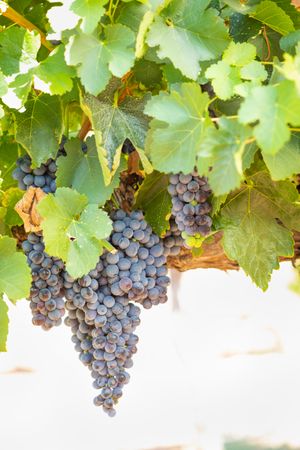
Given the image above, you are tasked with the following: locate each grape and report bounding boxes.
[23,233,65,330]
[168,171,212,248]
[12,140,66,193]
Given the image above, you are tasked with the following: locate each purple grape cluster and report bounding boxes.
[108,209,170,309]
[162,218,184,257]
[168,171,212,248]
[22,233,65,330]
[64,262,141,417]
[13,155,58,193]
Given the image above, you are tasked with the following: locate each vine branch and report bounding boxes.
[0,1,53,51]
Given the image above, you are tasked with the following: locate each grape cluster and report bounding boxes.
[107,209,170,309]
[13,155,59,193]
[64,261,141,417]
[22,233,65,330]
[162,218,184,257]
[168,171,212,248]
[12,138,66,193]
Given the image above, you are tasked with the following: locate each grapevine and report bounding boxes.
[0,0,299,417]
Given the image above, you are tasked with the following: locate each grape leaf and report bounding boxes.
[238,81,300,154]
[198,118,252,196]
[0,27,40,76]
[0,235,31,301]
[0,141,18,190]
[82,79,152,185]
[0,294,8,352]
[220,169,300,290]
[250,0,295,36]
[230,13,262,43]
[144,82,211,173]
[133,59,163,88]
[205,42,267,100]
[70,0,108,34]
[134,171,172,236]
[146,0,229,79]
[34,45,75,95]
[279,43,300,94]
[14,94,63,166]
[56,136,126,204]
[263,133,300,180]
[65,24,135,95]
[1,188,24,227]
[37,187,113,278]
[280,30,300,54]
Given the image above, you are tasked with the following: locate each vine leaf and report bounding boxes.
[220,169,300,290]
[34,45,75,95]
[263,133,300,180]
[0,295,9,352]
[82,80,152,185]
[56,137,126,205]
[198,118,252,196]
[47,0,108,36]
[0,27,40,76]
[37,187,112,278]
[0,141,18,190]
[146,0,229,79]
[145,82,211,174]
[238,80,300,154]
[279,42,300,94]
[65,24,135,95]
[70,0,109,34]
[14,94,63,167]
[134,171,172,236]
[0,235,31,301]
[1,188,24,227]
[205,42,267,100]
[250,0,295,36]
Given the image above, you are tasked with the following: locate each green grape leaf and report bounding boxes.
[1,188,24,227]
[238,81,300,155]
[205,61,240,100]
[65,24,135,95]
[0,141,18,190]
[263,133,300,180]
[70,0,108,34]
[117,2,148,33]
[250,0,295,36]
[15,94,63,166]
[0,70,7,96]
[229,13,262,43]
[34,45,75,95]
[145,82,211,173]
[198,118,252,196]
[0,294,9,352]
[134,171,172,236]
[280,30,300,54]
[146,0,229,79]
[37,187,113,278]
[220,170,300,290]
[279,43,300,94]
[205,42,267,100]
[133,59,163,88]
[0,27,40,76]
[223,41,257,66]
[82,79,152,185]
[0,235,31,301]
[56,136,126,205]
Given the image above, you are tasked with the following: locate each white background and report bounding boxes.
[1,263,300,450]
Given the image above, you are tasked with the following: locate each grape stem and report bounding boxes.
[0,1,54,51]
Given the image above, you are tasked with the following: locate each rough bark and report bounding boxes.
[167,231,300,272]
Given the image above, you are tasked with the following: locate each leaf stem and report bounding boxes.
[0,1,53,51]
[78,116,91,140]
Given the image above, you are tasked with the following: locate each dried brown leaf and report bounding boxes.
[14,187,46,232]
